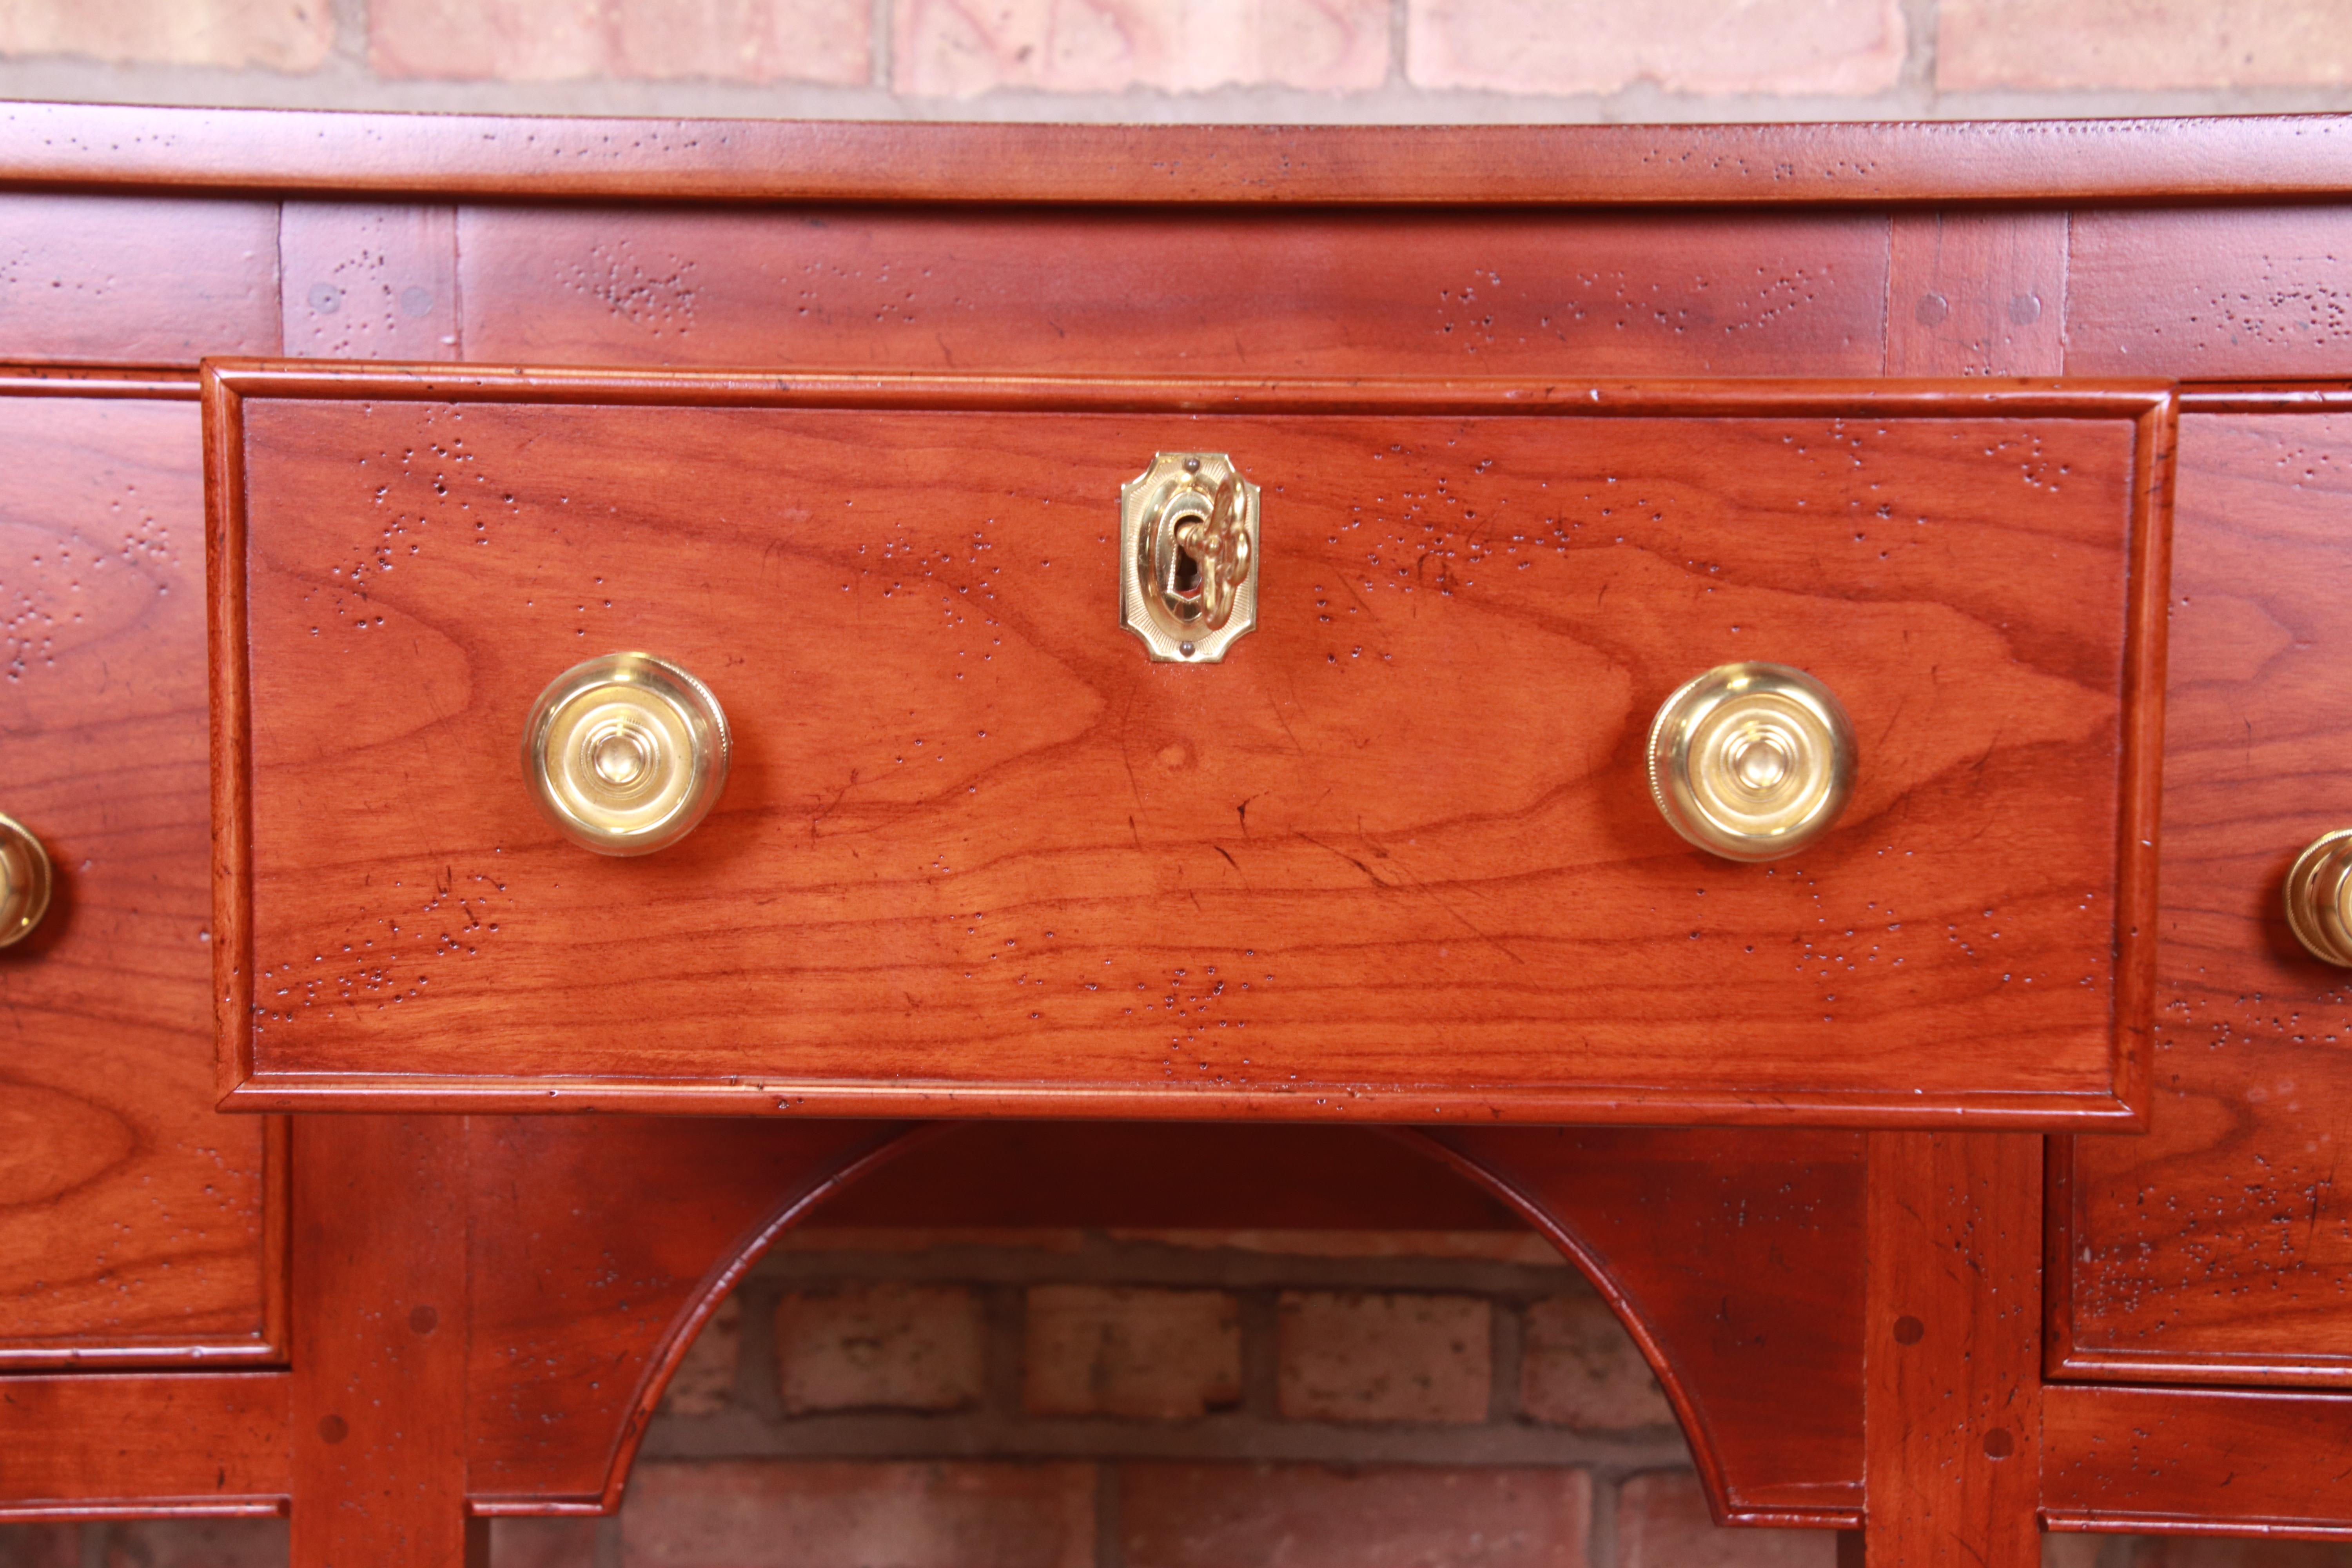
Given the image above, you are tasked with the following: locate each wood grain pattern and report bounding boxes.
[2044,1383,2352,1535]
[0,1371,289,1518]
[289,1116,477,1566]
[0,392,281,1365]
[1886,212,2068,377]
[1862,1133,2040,1565]
[2055,402,2352,1385]
[0,195,278,365]
[279,203,460,363]
[1429,1126,1864,1528]
[2067,208,2352,380]
[456,206,1889,377]
[212,368,2168,1124]
[3,103,2352,205]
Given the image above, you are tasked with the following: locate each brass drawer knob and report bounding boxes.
[1120,452,1260,662]
[1647,662,1856,863]
[2286,829,2352,965]
[0,813,52,947]
[523,652,730,856]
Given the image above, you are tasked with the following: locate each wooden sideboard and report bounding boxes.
[6,103,2352,1564]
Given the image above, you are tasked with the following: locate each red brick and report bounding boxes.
[1024,1284,1241,1418]
[370,0,869,85]
[96,1519,289,1568]
[0,0,330,69]
[620,1460,1093,1568]
[1122,1462,1589,1568]
[1938,0,2352,91]
[1615,1472,1835,1568]
[775,1281,986,1414]
[1278,1291,1491,1424]
[1520,1293,1675,1431]
[1406,0,1903,95]
[659,1292,740,1417]
[491,1516,603,1568]
[0,1525,79,1568]
[893,0,1388,98]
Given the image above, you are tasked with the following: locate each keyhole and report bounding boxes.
[1172,547,1201,596]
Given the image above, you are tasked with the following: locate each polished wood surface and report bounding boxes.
[214,368,2167,1124]
[4,108,2352,1563]
[2054,397,2352,1386]
[0,388,280,1366]
[2,103,2351,205]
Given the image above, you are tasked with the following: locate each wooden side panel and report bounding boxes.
[0,196,278,364]
[465,1118,893,1506]
[289,1117,476,1566]
[227,389,2154,1122]
[0,1372,289,1517]
[0,395,278,1364]
[2044,1384,2352,1535]
[279,204,460,361]
[1861,1134,2040,1566]
[1885,212,2067,377]
[457,208,1890,377]
[1428,1126,1866,1527]
[2057,409,2352,1384]
[2067,208,2352,379]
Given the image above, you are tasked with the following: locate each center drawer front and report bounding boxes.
[209,370,2169,1124]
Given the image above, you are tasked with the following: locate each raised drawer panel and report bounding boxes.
[0,391,278,1364]
[209,370,2166,1125]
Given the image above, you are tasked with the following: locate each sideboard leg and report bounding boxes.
[1859,1132,2043,1565]
[289,1116,482,1568]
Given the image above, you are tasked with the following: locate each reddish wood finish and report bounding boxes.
[0,388,281,1367]
[279,203,461,362]
[2053,398,2352,1387]
[0,195,277,363]
[3,103,2352,205]
[456,206,1889,377]
[1429,1126,1865,1527]
[0,1371,289,1519]
[2044,1383,2352,1535]
[2067,209,2352,381]
[1862,1134,2042,1563]
[288,1117,477,1566]
[1885,212,2069,377]
[212,367,2168,1126]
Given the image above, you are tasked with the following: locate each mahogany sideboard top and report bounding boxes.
[7,105,2352,1564]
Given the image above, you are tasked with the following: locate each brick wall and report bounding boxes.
[4,0,2352,120]
[8,1224,2352,1564]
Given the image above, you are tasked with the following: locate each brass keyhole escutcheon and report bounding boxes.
[523,652,730,856]
[1648,662,1857,863]
[1120,452,1260,662]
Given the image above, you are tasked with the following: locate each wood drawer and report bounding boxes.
[206,364,2171,1125]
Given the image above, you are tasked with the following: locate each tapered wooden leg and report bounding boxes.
[1860,1133,2042,1565]
[290,1116,482,1568]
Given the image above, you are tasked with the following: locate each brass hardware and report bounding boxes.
[2285,829,2352,966]
[1647,662,1856,863]
[523,652,730,856]
[0,814,51,947]
[1120,452,1259,662]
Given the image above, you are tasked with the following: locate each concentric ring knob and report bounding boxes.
[0,813,51,946]
[523,652,729,856]
[2285,829,2352,966]
[1647,662,1856,863]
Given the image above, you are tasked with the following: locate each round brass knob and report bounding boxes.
[0,813,53,947]
[523,652,729,857]
[2285,829,2352,965]
[1647,662,1856,863]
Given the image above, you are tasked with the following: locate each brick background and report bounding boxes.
[7,0,2352,118]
